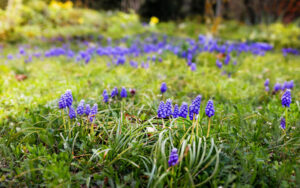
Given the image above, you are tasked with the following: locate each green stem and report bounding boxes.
[196,114,199,137]
[206,118,211,137]
[81,118,84,136]
[170,167,174,188]
[285,108,288,130]
[191,114,196,142]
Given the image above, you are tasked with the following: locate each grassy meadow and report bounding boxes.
[0,3,299,187]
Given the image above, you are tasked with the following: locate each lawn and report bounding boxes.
[0,6,299,188]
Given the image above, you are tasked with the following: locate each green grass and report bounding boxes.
[0,21,300,187]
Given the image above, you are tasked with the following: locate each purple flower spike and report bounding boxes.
[282,81,288,91]
[58,94,67,109]
[179,102,188,118]
[160,82,167,94]
[64,90,73,107]
[264,79,269,87]
[76,100,85,116]
[273,83,281,92]
[173,104,179,118]
[165,99,173,117]
[69,106,76,119]
[281,89,292,107]
[103,89,109,103]
[190,63,196,71]
[89,104,98,122]
[85,104,91,116]
[205,100,215,118]
[192,95,202,115]
[120,87,127,98]
[216,59,223,69]
[189,104,196,120]
[265,86,269,92]
[111,87,118,98]
[287,80,294,89]
[168,148,179,167]
[157,101,166,118]
[224,54,230,65]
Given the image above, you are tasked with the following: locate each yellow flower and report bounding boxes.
[50,0,61,9]
[149,16,159,26]
[50,0,73,10]
[62,1,73,9]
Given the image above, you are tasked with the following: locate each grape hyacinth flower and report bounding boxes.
[281,89,291,107]
[282,81,288,91]
[173,104,179,118]
[287,80,294,89]
[179,102,188,118]
[190,63,196,71]
[69,106,76,119]
[205,100,215,137]
[19,47,25,55]
[120,87,127,98]
[165,99,173,117]
[89,104,98,122]
[264,79,269,92]
[160,82,167,94]
[264,79,269,87]
[273,83,281,93]
[205,100,215,118]
[216,59,222,69]
[265,86,269,92]
[280,117,286,130]
[111,87,118,98]
[168,148,179,167]
[224,54,230,65]
[85,104,91,116]
[189,104,195,120]
[64,90,73,107]
[76,100,85,116]
[103,89,109,103]
[192,95,202,114]
[157,101,166,118]
[58,94,67,109]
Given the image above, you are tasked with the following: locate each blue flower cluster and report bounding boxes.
[179,102,188,118]
[58,90,98,121]
[103,87,134,102]
[157,101,166,118]
[264,79,270,92]
[263,79,294,93]
[58,90,75,119]
[102,90,109,103]
[216,59,223,69]
[281,89,292,107]
[3,34,281,73]
[205,100,215,118]
[160,82,167,94]
[168,148,179,167]
[76,100,85,115]
[89,104,98,122]
[189,95,202,120]
[282,48,299,57]
[157,95,205,120]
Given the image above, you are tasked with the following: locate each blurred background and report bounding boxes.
[1,0,299,23]
[0,0,299,47]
